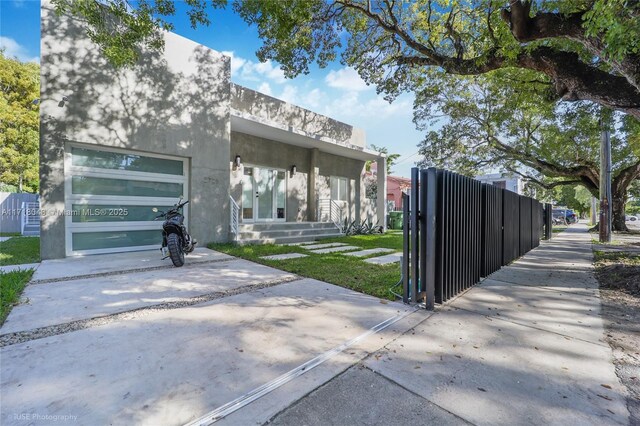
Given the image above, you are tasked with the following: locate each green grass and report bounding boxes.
[317,233,403,250]
[0,237,40,266]
[0,232,21,237]
[553,225,568,233]
[594,250,640,265]
[209,233,403,300]
[0,269,34,325]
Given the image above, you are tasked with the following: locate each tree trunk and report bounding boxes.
[612,187,629,232]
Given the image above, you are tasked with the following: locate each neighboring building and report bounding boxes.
[39,0,386,259]
[387,176,412,211]
[475,173,524,194]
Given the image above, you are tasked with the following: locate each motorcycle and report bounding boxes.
[153,197,196,267]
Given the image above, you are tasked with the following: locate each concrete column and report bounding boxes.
[376,156,387,231]
[308,148,320,221]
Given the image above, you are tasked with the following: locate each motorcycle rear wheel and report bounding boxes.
[167,233,185,267]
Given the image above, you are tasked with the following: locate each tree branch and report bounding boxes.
[508,169,582,190]
[612,159,640,195]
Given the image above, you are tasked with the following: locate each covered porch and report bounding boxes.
[227,84,387,243]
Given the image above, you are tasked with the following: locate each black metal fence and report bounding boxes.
[402,168,550,309]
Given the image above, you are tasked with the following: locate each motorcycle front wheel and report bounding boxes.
[167,233,185,267]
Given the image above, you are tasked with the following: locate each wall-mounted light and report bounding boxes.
[234,155,242,170]
[290,165,297,177]
[58,95,70,108]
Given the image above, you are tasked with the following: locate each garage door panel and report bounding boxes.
[72,230,162,251]
[71,204,175,223]
[71,146,184,175]
[65,143,189,256]
[71,176,184,198]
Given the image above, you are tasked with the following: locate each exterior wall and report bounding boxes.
[230,132,310,222]
[231,85,366,148]
[229,132,370,223]
[387,176,412,210]
[40,0,230,259]
[317,152,367,223]
[475,173,523,194]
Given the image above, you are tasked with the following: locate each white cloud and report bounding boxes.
[222,51,287,84]
[0,36,39,63]
[325,67,369,91]
[221,51,246,77]
[240,58,286,84]
[257,82,272,96]
[303,88,323,109]
[278,85,298,104]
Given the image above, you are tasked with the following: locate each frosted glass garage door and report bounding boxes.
[65,144,188,256]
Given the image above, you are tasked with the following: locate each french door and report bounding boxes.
[241,166,286,222]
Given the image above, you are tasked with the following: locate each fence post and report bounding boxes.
[423,168,437,309]
[544,203,553,240]
[402,192,410,304]
[410,167,419,303]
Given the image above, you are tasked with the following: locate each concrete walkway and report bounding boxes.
[270,224,630,425]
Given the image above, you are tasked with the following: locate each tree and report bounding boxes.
[0,52,40,193]
[366,144,400,175]
[415,72,640,231]
[552,185,591,217]
[53,0,640,118]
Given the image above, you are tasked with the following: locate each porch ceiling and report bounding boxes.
[230,111,382,161]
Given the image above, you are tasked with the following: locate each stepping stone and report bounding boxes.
[303,242,347,250]
[365,252,403,265]
[309,245,360,254]
[281,242,318,246]
[343,248,395,257]
[260,253,309,261]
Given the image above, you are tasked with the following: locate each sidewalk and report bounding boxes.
[268,224,630,425]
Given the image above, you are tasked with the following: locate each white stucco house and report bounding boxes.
[39,0,386,259]
[475,173,524,195]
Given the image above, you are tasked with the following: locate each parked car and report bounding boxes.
[552,208,577,224]
[626,215,639,222]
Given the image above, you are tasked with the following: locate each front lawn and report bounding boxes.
[319,232,403,251]
[0,269,34,325]
[0,237,40,266]
[209,233,403,300]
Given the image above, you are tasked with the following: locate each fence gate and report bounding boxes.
[402,167,551,309]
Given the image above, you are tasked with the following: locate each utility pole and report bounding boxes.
[599,116,612,243]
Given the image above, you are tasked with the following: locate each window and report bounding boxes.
[330,176,348,202]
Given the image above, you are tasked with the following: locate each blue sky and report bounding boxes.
[0,0,425,177]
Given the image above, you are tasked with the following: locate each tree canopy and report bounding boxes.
[414,70,639,230]
[53,0,640,118]
[0,52,40,193]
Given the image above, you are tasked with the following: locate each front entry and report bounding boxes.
[242,166,286,222]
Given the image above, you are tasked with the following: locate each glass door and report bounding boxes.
[256,168,274,220]
[242,166,286,222]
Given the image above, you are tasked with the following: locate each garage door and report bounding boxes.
[64,143,189,256]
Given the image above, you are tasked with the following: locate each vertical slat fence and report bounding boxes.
[402,167,551,308]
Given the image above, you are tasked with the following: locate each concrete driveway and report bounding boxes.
[0,248,424,425]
